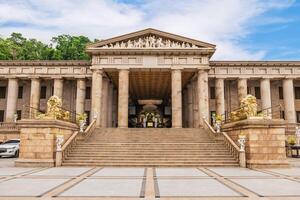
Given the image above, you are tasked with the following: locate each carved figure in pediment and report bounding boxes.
[145,36,150,48]
[157,37,164,47]
[149,35,156,47]
[186,43,191,48]
[192,44,197,48]
[114,42,120,48]
[181,42,186,48]
[127,40,134,48]
[120,41,126,48]
[166,40,171,48]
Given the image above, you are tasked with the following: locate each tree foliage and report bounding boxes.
[0,33,92,60]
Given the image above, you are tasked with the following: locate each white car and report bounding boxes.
[0,139,20,158]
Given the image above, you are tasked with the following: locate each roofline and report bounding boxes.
[87,28,216,49]
[210,60,300,66]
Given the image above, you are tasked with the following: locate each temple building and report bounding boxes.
[0,28,298,128]
[1,28,295,167]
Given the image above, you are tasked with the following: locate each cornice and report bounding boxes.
[210,61,300,66]
[0,60,91,66]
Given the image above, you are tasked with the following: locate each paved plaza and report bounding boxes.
[0,166,300,199]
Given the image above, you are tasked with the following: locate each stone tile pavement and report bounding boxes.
[0,166,300,199]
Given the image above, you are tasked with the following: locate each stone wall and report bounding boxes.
[15,119,78,167]
[222,119,289,168]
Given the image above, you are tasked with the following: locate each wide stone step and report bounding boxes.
[62,162,239,167]
[66,155,234,160]
[76,142,222,146]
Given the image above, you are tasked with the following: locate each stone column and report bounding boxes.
[75,79,86,115]
[53,78,63,99]
[260,78,272,117]
[192,79,199,128]
[237,78,247,104]
[107,82,113,127]
[101,78,109,127]
[283,78,296,123]
[187,83,194,127]
[215,78,225,116]
[91,69,103,126]
[112,88,118,127]
[6,78,19,122]
[171,69,182,128]
[30,78,41,117]
[118,69,129,128]
[198,70,209,126]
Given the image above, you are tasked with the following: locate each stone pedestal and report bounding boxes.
[15,119,78,167]
[222,119,289,168]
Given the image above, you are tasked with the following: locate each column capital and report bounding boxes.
[51,76,63,80]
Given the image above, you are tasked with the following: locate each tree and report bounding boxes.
[0,33,93,60]
[51,35,91,60]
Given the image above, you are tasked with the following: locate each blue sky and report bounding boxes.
[0,0,299,60]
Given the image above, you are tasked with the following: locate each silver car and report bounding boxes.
[0,139,20,158]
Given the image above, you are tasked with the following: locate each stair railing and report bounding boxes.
[202,117,246,167]
[55,119,97,167]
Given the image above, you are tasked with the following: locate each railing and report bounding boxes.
[55,118,96,167]
[21,105,79,124]
[220,104,283,124]
[0,122,19,132]
[285,123,300,137]
[203,117,246,167]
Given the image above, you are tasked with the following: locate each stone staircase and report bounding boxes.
[62,128,239,167]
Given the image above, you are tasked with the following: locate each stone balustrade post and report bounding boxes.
[118,69,129,128]
[6,78,19,122]
[171,69,182,128]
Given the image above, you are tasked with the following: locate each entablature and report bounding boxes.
[0,61,92,79]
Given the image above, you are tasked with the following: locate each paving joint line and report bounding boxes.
[0,167,49,183]
[254,168,300,183]
[41,167,101,198]
[200,168,260,199]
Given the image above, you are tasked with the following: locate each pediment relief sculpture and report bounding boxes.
[99,35,200,49]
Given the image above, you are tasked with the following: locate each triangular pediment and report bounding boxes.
[87,28,216,50]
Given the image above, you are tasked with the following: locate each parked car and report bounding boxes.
[0,139,20,158]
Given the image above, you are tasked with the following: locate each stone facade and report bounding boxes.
[0,29,299,130]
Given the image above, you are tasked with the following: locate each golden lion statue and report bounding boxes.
[230,95,258,121]
[36,95,70,120]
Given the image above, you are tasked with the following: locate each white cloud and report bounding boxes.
[0,0,295,60]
